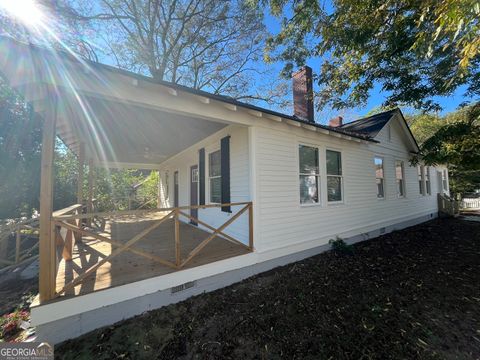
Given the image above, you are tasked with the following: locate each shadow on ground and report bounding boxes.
[56,217,480,359]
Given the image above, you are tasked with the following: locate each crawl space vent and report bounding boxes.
[171,281,196,294]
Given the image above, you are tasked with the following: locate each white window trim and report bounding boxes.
[207,148,221,204]
[395,160,406,198]
[374,155,386,200]
[425,166,431,195]
[164,170,170,200]
[298,143,322,206]
[418,165,426,196]
[326,148,344,204]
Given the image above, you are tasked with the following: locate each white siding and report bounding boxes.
[158,125,250,244]
[252,117,446,252]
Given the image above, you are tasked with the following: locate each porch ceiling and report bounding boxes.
[57,94,227,168]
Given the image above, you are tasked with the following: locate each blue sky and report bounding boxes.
[262,8,471,123]
[79,1,470,125]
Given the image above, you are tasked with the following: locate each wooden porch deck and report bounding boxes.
[55,213,250,298]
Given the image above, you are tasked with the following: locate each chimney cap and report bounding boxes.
[329,116,343,127]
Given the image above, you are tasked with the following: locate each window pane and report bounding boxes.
[299,145,319,174]
[326,150,342,175]
[397,179,404,197]
[418,166,423,194]
[209,150,221,177]
[376,178,384,198]
[375,159,384,178]
[300,175,318,203]
[395,161,403,180]
[210,177,221,203]
[327,176,342,202]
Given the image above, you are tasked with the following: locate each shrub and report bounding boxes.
[329,237,354,255]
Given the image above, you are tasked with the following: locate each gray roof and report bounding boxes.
[339,109,398,138]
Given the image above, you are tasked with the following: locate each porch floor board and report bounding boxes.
[55,213,249,298]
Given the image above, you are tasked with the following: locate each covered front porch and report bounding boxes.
[53,204,252,298]
[0,37,256,305]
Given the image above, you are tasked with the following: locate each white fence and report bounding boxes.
[461,198,480,210]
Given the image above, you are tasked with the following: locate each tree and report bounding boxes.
[263,0,480,111]
[0,79,42,218]
[60,0,285,104]
[411,102,480,196]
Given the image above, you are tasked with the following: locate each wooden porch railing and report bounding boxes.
[48,201,253,300]
[437,193,460,217]
[0,217,40,267]
[52,204,84,263]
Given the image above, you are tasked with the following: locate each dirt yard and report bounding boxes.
[56,217,480,359]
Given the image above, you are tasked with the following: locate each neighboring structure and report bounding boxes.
[0,38,449,344]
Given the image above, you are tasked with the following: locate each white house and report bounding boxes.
[0,38,449,344]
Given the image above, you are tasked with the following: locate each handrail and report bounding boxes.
[52,203,83,217]
[49,201,254,301]
[437,193,460,217]
[52,201,252,221]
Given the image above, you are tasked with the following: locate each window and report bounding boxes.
[375,157,384,198]
[191,168,199,183]
[208,150,221,203]
[164,171,169,199]
[442,169,448,191]
[425,167,431,195]
[326,150,342,202]
[418,165,425,195]
[299,145,319,204]
[395,161,405,197]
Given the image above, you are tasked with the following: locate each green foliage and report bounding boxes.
[264,0,480,111]
[406,113,447,145]
[0,79,42,218]
[329,236,353,255]
[410,102,480,196]
[0,81,157,218]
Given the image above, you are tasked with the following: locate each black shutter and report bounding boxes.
[221,136,231,212]
[199,148,205,205]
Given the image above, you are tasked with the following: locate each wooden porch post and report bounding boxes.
[39,98,57,303]
[77,143,85,205]
[87,158,94,227]
[75,143,85,240]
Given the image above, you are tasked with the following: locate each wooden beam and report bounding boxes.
[286,120,301,127]
[177,210,250,250]
[39,96,57,303]
[197,96,210,104]
[54,220,177,269]
[174,209,180,267]
[224,103,237,111]
[15,229,21,263]
[87,158,94,226]
[77,143,85,204]
[53,201,252,221]
[248,110,263,118]
[57,211,175,295]
[166,88,178,96]
[265,114,282,122]
[181,204,250,268]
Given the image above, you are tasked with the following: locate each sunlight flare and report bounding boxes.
[0,0,45,27]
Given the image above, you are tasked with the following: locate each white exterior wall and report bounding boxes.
[251,116,447,253]
[158,125,250,244]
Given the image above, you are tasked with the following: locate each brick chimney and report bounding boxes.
[329,116,343,127]
[292,66,314,123]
